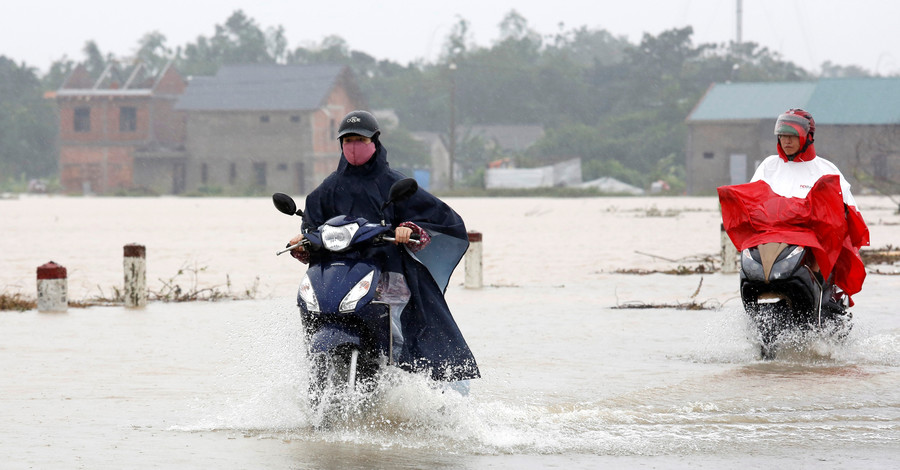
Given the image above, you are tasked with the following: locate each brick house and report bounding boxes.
[685,78,900,195]
[174,64,366,195]
[52,62,186,194]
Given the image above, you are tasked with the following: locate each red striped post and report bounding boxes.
[465,231,483,289]
[124,244,147,308]
[721,223,739,273]
[36,261,67,312]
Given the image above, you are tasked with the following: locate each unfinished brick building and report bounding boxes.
[51,62,187,194]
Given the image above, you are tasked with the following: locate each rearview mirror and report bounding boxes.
[388,178,418,205]
[272,192,302,216]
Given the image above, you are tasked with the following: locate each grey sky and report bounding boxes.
[3,0,899,75]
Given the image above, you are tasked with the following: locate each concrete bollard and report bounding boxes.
[721,224,740,274]
[37,261,67,312]
[123,244,147,308]
[465,231,483,289]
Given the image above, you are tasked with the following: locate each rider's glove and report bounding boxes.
[290,246,310,264]
[398,221,431,253]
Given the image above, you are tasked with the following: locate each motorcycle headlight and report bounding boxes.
[321,223,360,251]
[741,248,765,280]
[340,270,375,312]
[298,274,319,312]
[783,245,804,261]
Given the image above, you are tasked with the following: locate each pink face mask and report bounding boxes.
[344,141,376,166]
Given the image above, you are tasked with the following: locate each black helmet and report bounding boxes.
[337,110,380,140]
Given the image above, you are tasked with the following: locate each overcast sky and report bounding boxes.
[3,0,900,76]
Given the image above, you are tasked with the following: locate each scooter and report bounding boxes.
[273,178,419,407]
[739,242,851,359]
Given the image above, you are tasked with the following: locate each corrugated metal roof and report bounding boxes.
[175,64,345,111]
[687,78,900,124]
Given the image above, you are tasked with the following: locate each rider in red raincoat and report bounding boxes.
[719,109,869,303]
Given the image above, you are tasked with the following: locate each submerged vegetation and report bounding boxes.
[0,263,260,311]
[612,277,721,310]
[0,292,36,312]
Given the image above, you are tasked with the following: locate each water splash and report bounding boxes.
[170,301,900,456]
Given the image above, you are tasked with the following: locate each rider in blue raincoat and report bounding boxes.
[288,110,479,383]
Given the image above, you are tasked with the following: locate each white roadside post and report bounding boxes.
[721,223,740,274]
[465,231,483,289]
[37,261,67,312]
[124,244,147,308]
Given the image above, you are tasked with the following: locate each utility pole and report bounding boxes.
[448,62,457,190]
[736,0,743,44]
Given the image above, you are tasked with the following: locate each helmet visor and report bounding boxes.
[338,127,377,140]
[774,113,810,138]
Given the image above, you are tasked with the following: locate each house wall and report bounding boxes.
[59,145,133,193]
[133,153,187,195]
[149,98,186,146]
[814,125,900,187]
[149,67,188,146]
[182,79,364,195]
[686,120,770,195]
[183,110,315,194]
[58,96,151,143]
[309,83,361,186]
[58,96,150,193]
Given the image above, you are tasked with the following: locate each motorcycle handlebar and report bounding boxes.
[275,233,419,256]
[380,234,421,245]
[276,239,310,256]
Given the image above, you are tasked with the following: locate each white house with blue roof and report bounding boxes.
[685,78,900,195]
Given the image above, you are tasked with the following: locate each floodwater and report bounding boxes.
[1,194,899,469]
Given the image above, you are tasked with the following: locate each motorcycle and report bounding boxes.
[719,176,867,360]
[739,242,851,360]
[273,178,420,407]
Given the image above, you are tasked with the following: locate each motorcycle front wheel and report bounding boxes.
[754,301,790,360]
[308,345,378,409]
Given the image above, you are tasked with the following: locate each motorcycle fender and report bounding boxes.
[309,325,361,354]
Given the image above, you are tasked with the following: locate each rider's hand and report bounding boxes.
[394,226,412,244]
[288,233,305,251]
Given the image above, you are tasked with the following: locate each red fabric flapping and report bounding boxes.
[718,175,868,295]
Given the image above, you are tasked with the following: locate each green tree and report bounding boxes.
[0,57,57,180]
[135,31,174,75]
[819,60,871,78]
[380,127,430,170]
[82,40,109,77]
[42,57,75,90]
[177,10,278,76]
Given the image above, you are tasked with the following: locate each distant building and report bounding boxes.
[174,64,365,195]
[51,62,187,194]
[686,78,900,195]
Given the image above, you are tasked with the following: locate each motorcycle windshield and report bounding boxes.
[406,232,469,293]
[718,175,867,295]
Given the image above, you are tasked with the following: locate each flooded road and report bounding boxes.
[1,195,899,468]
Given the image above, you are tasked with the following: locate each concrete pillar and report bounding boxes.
[124,244,147,308]
[721,224,740,273]
[465,231,483,289]
[37,261,67,312]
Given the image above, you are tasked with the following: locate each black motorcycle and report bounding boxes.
[739,242,851,359]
